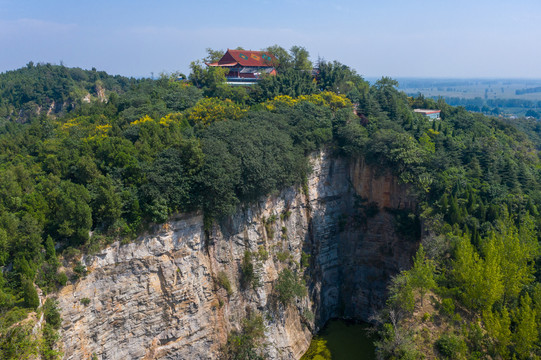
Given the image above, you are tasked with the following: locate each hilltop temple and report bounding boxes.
[206,49,277,85]
[413,109,441,120]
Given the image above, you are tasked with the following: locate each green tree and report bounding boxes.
[254,68,317,102]
[482,215,539,303]
[452,235,504,310]
[408,245,436,307]
[22,277,39,309]
[47,180,92,246]
[274,269,307,306]
[0,272,16,311]
[188,60,228,93]
[0,228,8,266]
[264,44,292,70]
[89,175,122,229]
[15,213,43,262]
[161,80,202,112]
[141,141,204,218]
[290,46,312,71]
[387,272,415,314]
[203,48,224,63]
[335,114,369,156]
[372,77,401,119]
[196,139,241,217]
[0,324,39,359]
[448,196,460,224]
[316,59,369,99]
[367,129,426,183]
[43,298,62,329]
[483,307,512,358]
[13,255,35,282]
[512,294,538,359]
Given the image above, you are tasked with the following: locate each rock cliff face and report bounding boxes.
[57,150,418,360]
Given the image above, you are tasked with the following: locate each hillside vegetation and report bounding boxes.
[0,47,541,359]
[0,62,140,122]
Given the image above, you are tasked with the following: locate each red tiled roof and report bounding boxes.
[212,49,276,67]
[414,109,441,115]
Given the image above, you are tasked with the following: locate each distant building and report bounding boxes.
[206,49,277,86]
[414,109,441,120]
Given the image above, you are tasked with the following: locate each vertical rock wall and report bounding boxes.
[57,150,417,359]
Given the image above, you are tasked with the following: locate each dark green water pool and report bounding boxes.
[301,319,376,360]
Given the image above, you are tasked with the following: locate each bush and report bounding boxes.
[256,246,268,261]
[36,262,59,293]
[264,220,275,240]
[435,333,467,359]
[241,251,259,289]
[41,323,61,360]
[62,247,81,263]
[0,324,39,359]
[440,298,455,316]
[217,271,233,296]
[276,251,291,263]
[72,262,87,280]
[56,272,68,287]
[0,307,29,330]
[80,297,91,306]
[221,312,266,360]
[22,277,39,309]
[302,308,315,322]
[43,298,61,329]
[301,251,311,268]
[275,269,307,306]
[280,210,291,220]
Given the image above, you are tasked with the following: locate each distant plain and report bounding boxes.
[395,78,541,101]
[364,78,541,118]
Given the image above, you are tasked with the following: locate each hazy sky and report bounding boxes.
[1,0,540,78]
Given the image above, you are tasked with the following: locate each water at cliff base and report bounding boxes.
[301,319,376,360]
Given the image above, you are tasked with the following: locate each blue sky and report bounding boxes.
[1,0,540,78]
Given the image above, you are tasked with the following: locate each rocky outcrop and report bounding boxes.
[57,150,418,360]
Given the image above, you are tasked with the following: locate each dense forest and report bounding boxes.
[1,47,541,359]
[0,62,141,123]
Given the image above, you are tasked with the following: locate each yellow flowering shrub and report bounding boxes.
[297,94,326,106]
[185,98,247,126]
[86,124,112,141]
[59,115,113,141]
[129,113,185,128]
[319,91,352,110]
[264,91,352,111]
[159,113,184,126]
[130,115,153,126]
[60,118,80,131]
[264,95,297,110]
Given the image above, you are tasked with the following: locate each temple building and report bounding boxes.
[414,109,441,120]
[206,49,277,86]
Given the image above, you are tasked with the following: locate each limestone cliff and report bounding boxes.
[57,149,418,360]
